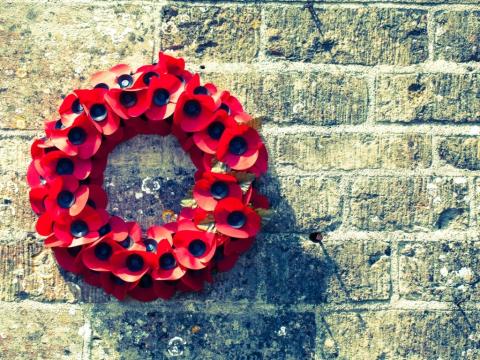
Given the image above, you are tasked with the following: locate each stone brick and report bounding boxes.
[90,306,316,359]
[318,310,480,359]
[201,70,368,125]
[159,4,260,63]
[439,136,480,170]
[375,73,480,123]
[273,132,432,171]
[347,176,469,231]
[0,2,155,130]
[0,238,110,302]
[261,233,391,304]
[0,133,37,242]
[263,6,428,65]
[0,302,85,359]
[399,238,480,302]
[258,175,343,233]
[434,10,480,63]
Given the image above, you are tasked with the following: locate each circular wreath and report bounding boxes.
[27,52,269,301]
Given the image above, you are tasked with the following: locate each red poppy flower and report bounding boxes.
[38,151,91,181]
[81,237,124,272]
[193,172,243,211]
[105,86,150,120]
[217,125,262,170]
[174,92,216,132]
[192,112,237,154]
[245,144,268,176]
[96,215,129,243]
[173,221,216,270]
[44,176,89,220]
[90,64,133,90]
[149,231,186,280]
[154,280,177,300]
[212,245,240,272]
[100,271,138,300]
[144,75,183,121]
[214,198,261,239]
[82,269,104,288]
[75,88,121,135]
[172,123,194,151]
[216,90,252,124]
[51,207,108,247]
[113,221,144,251]
[111,249,157,282]
[127,273,158,302]
[185,74,218,98]
[223,236,255,256]
[48,114,101,159]
[27,162,45,189]
[158,52,193,83]
[58,93,86,127]
[29,185,48,215]
[52,244,86,274]
[178,267,213,292]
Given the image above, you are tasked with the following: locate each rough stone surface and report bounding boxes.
[434,10,480,63]
[0,302,85,359]
[261,233,391,304]
[375,73,480,123]
[399,237,480,302]
[439,136,480,170]
[264,6,428,65]
[90,306,316,359]
[318,310,480,359]
[347,176,469,231]
[159,4,260,63]
[0,2,154,130]
[202,70,369,125]
[273,132,432,171]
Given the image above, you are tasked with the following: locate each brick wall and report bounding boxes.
[0,1,479,359]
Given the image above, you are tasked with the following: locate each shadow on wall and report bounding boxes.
[47,133,368,359]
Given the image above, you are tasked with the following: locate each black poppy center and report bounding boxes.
[142,71,158,85]
[229,136,247,155]
[219,103,230,114]
[70,220,89,238]
[159,253,176,270]
[126,254,144,272]
[57,190,75,209]
[119,236,133,249]
[110,274,125,286]
[55,120,64,129]
[118,74,133,88]
[71,98,83,114]
[143,239,157,253]
[119,91,137,108]
[67,245,82,257]
[94,83,109,90]
[193,86,209,95]
[94,243,112,261]
[68,127,87,145]
[210,181,229,200]
[139,274,153,288]
[183,99,201,117]
[188,239,206,257]
[227,211,246,229]
[153,89,170,106]
[56,158,74,175]
[207,121,225,140]
[98,223,112,237]
[90,104,107,122]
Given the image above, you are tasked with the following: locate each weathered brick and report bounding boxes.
[0,134,37,242]
[261,233,391,304]
[90,306,316,359]
[202,70,368,125]
[439,136,480,170]
[434,10,480,63]
[375,73,480,123]
[0,302,85,359]
[318,310,480,359]
[347,176,469,231]
[0,2,155,130]
[0,238,110,302]
[159,4,260,63]
[399,238,480,302]
[258,175,343,233]
[273,132,432,171]
[263,6,428,65]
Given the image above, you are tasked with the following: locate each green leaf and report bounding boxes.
[211,160,229,173]
[197,213,216,233]
[256,208,274,226]
[180,198,197,208]
[234,172,256,193]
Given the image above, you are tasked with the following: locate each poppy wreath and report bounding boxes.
[27,52,270,302]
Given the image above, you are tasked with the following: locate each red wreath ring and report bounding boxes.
[27,53,269,302]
